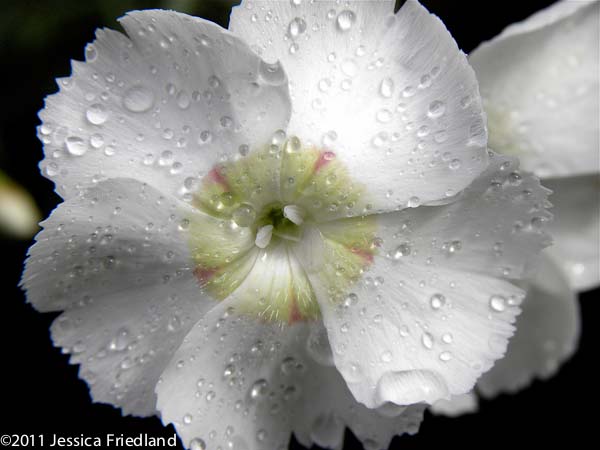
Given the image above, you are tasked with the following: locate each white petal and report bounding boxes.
[478,252,580,397]
[300,152,551,407]
[231,0,488,213]
[430,392,478,418]
[374,152,552,281]
[21,178,214,416]
[544,174,600,291]
[38,10,290,199]
[156,299,424,450]
[470,0,599,178]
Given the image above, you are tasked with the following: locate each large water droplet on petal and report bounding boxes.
[249,379,268,400]
[288,17,307,38]
[232,204,256,227]
[336,10,356,32]
[86,103,108,125]
[65,136,87,156]
[109,327,130,351]
[489,295,507,312]
[393,243,411,259]
[430,293,446,310]
[122,85,155,113]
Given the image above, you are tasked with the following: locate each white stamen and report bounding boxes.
[255,224,274,248]
[283,204,305,225]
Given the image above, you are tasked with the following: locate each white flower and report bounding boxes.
[23,1,551,448]
[433,0,599,416]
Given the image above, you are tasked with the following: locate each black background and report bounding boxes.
[1,0,596,449]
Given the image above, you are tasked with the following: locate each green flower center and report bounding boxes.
[186,135,377,323]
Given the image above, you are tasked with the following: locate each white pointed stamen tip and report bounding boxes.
[255,224,274,249]
[283,204,305,225]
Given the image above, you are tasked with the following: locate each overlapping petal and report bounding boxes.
[231,0,488,214]
[478,253,580,397]
[21,178,218,415]
[430,392,478,418]
[543,175,600,291]
[38,10,291,199]
[297,153,550,407]
[157,300,424,450]
[470,0,599,178]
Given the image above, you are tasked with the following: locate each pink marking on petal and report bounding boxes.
[314,151,336,173]
[193,266,218,285]
[207,166,230,190]
[350,247,374,264]
[288,296,304,324]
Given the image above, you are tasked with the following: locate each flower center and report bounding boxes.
[185,134,376,323]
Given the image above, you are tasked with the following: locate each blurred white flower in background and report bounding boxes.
[0,168,41,239]
[21,0,592,448]
[433,0,599,416]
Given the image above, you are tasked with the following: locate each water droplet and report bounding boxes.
[441,333,453,344]
[439,351,452,362]
[318,78,332,92]
[249,379,268,400]
[220,116,233,128]
[427,100,446,118]
[232,204,256,227]
[198,130,212,145]
[381,351,392,363]
[288,17,307,37]
[393,243,411,259]
[45,162,59,176]
[489,295,506,312]
[256,429,267,442]
[336,10,356,32]
[421,332,434,350]
[167,315,181,332]
[109,328,130,351]
[183,413,193,425]
[85,44,97,61]
[508,171,522,185]
[86,103,108,125]
[376,109,392,123]
[122,85,155,113]
[449,158,461,170]
[189,438,206,450]
[407,196,421,208]
[65,136,87,156]
[176,90,190,109]
[259,60,286,85]
[430,293,446,310]
[379,78,394,98]
[442,240,462,256]
[90,134,104,149]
